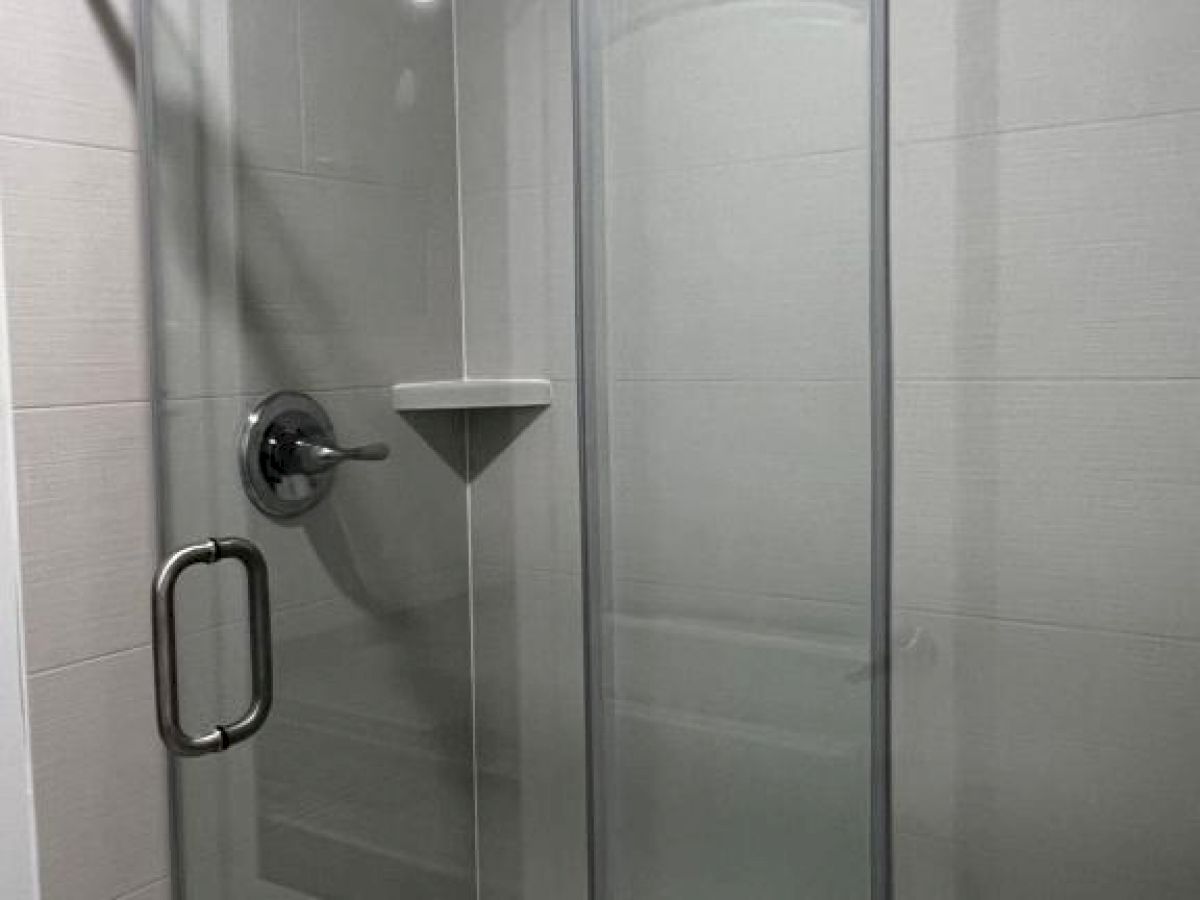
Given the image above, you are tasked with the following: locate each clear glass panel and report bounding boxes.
[144,1,475,897]
[580,1,876,897]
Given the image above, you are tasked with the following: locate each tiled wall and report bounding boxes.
[891,2,1200,896]
[454,1,590,898]
[0,1,169,899]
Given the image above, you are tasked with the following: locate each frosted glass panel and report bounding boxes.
[586,1,875,896]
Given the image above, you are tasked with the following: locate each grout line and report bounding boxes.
[449,0,470,383]
[603,142,867,181]
[109,876,170,900]
[28,642,150,681]
[449,4,479,877]
[13,398,151,415]
[894,102,1200,149]
[463,414,483,900]
[236,158,438,194]
[0,132,136,157]
[896,603,1200,650]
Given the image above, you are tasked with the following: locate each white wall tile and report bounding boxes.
[16,403,154,673]
[610,707,869,900]
[0,0,136,149]
[611,380,870,603]
[472,566,588,900]
[895,832,1200,900]
[894,0,1200,143]
[895,379,1200,636]
[895,112,1200,379]
[0,138,147,406]
[602,0,867,176]
[237,169,462,392]
[893,610,1200,893]
[298,0,458,188]
[461,186,575,380]
[896,470,1200,639]
[455,0,574,193]
[899,380,1200,490]
[231,0,303,171]
[29,649,170,900]
[607,152,868,380]
[469,390,582,575]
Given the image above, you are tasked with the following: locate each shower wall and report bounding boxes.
[0,1,169,897]
[892,2,1200,897]
[453,2,590,899]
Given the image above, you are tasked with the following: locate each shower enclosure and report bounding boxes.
[141,0,880,896]
[140,0,1200,898]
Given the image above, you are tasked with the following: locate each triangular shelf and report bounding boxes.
[391,379,553,412]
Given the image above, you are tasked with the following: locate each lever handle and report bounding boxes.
[241,391,393,518]
[295,440,390,474]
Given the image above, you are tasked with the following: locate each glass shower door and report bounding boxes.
[577,1,881,897]
[141,1,476,897]
[141,0,883,896]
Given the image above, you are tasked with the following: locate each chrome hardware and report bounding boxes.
[152,537,273,757]
[239,391,391,519]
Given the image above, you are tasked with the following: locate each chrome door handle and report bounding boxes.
[152,537,273,756]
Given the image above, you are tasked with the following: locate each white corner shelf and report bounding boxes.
[391,379,553,412]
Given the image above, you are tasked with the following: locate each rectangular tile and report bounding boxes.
[895,113,1200,379]
[896,471,1200,637]
[16,403,154,672]
[0,0,136,148]
[895,832,1200,900]
[611,381,870,603]
[893,612,1200,892]
[472,566,588,900]
[469,388,581,574]
[231,0,303,171]
[894,0,1200,142]
[454,0,574,192]
[895,379,1200,635]
[602,0,868,175]
[609,706,869,900]
[237,171,462,392]
[461,186,576,381]
[607,152,869,380]
[29,648,170,900]
[898,380,1200,490]
[893,610,1200,762]
[298,0,458,187]
[0,138,147,406]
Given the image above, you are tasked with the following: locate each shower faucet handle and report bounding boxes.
[240,391,392,519]
[288,438,390,475]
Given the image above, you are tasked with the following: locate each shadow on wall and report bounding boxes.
[94,7,480,896]
[103,0,466,599]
